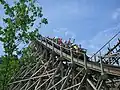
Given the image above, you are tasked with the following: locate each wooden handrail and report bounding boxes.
[38,36,86,55]
[36,38,120,76]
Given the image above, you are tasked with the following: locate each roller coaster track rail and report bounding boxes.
[90,31,120,59]
[36,31,120,76]
[9,31,120,90]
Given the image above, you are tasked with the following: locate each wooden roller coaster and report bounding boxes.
[8,31,120,90]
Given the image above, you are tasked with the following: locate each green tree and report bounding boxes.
[0,0,48,89]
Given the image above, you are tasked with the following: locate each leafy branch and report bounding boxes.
[0,0,48,89]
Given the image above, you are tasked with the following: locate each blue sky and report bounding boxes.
[0,0,120,56]
[38,0,120,55]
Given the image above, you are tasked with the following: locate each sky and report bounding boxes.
[0,0,120,56]
[38,0,120,55]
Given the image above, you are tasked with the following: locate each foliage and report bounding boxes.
[0,0,48,89]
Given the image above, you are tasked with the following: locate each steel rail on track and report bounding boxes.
[35,35,120,77]
[90,31,120,59]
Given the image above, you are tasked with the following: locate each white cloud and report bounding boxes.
[53,29,60,33]
[80,23,120,55]
[52,28,76,39]
[65,31,76,39]
[112,8,120,20]
[53,28,67,33]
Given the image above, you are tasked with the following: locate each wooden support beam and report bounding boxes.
[27,79,40,90]
[60,68,72,90]
[70,48,73,64]
[64,78,88,90]
[36,76,52,90]
[87,79,97,90]
[94,54,96,62]
[60,45,63,57]
[46,62,61,90]
[97,80,103,90]
[77,72,86,90]
[73,68,84,80]
[12,83,21,90]
[99,52,104,75]
[84,53,87,70]
[106,39,120,55]
[9,73,54,84]
[20,83,27,90]
[48,76,67,90]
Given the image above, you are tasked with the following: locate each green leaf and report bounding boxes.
[0,0,48,89]
[41,18,48,24]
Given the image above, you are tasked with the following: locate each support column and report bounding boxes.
[99,52,104,75]
[84,53,87,70]
[52,41,54,52]
[60,45,63,57]
[70,48,75,90]
[94,54,96,62]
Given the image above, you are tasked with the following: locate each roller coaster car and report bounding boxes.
[39,36,89,61]
[71,48,89,61]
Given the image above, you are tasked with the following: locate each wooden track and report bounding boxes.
[9,33,120,90]
[37,37,120,76]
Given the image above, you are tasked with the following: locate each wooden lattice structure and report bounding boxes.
[9,32,120,90]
